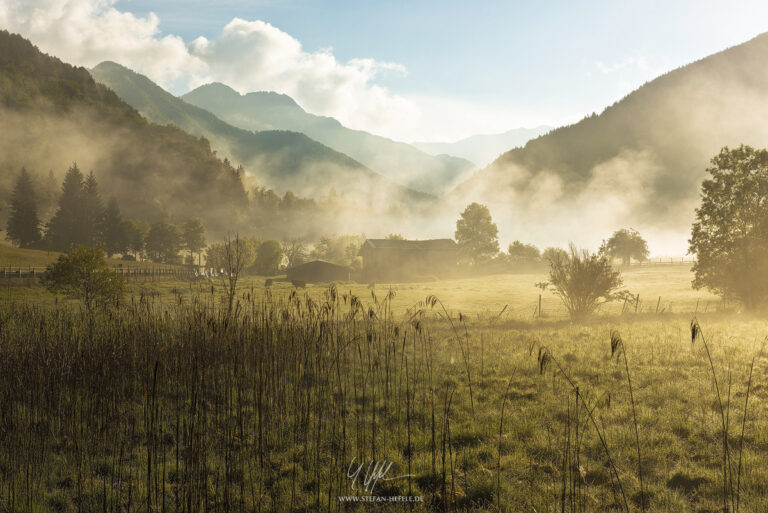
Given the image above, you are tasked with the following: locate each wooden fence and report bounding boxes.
[629,258,695,266]
[0,265,197,286]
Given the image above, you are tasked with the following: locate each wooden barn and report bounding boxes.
[286,260,352,283]
[358,239,458,281]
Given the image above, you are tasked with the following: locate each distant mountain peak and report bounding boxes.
[243,90,300,108]
[90,61,431,206]
[183,83,476,195]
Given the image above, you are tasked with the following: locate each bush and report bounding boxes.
[44,245,124,313]
[545,244,629,320]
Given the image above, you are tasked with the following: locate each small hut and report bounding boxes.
[286,260,352,283]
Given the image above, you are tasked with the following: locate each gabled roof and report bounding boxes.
[359,239,457,253]
[288,260,351,271]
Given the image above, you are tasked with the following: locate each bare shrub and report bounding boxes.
[544,244,629,319]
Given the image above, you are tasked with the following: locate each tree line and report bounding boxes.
[5,164,207,264]
[453,201,649,270]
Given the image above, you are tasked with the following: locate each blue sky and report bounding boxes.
[7,0,768,141]
[111,0,768,140]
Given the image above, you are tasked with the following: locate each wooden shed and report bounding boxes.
[285,260,352,283]
[358,239,458,281]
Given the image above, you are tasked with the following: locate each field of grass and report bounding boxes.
[0,242,184,269]
[0,265,765,512]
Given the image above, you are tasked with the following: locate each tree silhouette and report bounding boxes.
[44,245,124,316]
[690,145,768,309]
[82,171,104,246]
[253,240,283,275]
[145,221,182,264]
[508,240,541,264]
[600,229,649,266]
[182,219,206,266]
[100,197,127,257]
[455,202,499,266]
[6,168,41,248]
[46,163,85,251]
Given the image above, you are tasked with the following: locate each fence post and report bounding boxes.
[635,294,640,313]
[538,294,542,319]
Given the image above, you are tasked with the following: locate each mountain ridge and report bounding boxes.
[182,83,476,195]
[0,30,248,236]
[441,31,768,249]
[413,125,553,167]
[90,61,431,206]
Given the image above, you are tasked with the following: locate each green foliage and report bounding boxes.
[124,219,148,259]
[145,221,181,264]
[455,202,499,266]
[600,228,649,265]
[5,167,41,248]
[206,237,259,271]
[507,240,541,264]
[100,197,127,257]
[252,240,282,275]
[182,218,206,264]
[546,244,628,319]
[387,233,405,240]
[310,234,364,268]
[44,245,124,313]
[45,164,85,250]
[81,171,104,246]
[542,247,568,264]
[689,145,768,309]
[0,31,248,237]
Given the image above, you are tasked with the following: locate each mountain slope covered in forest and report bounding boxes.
[90,62,429,204]
[0,30,247,235]
[443,31,768,248]
[182,83,476,195]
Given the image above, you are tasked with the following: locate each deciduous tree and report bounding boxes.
[455,202,499,266]
[44,245,124,315]
[600,229,649,266]
[689,145,768,309]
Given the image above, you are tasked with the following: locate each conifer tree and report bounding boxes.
[6,168,42,248]
[82,171,104,245]
[100,197,127,257]
[46,163,85,251]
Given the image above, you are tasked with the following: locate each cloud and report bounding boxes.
[0,0,206,89]
[0,0,421,139]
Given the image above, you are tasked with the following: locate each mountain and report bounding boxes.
[182,84,476,195]
[0,30,247,236]
[444,32,768,250]
[90,61,429,206]
[413,126,552,167]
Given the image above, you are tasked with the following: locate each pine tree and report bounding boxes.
[6,168,42,248]
[39,170,59,220]
[46,163,85,251]
[82,171,104,245]
[100,197,127,257]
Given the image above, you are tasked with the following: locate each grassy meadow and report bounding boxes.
[1,264,766,512]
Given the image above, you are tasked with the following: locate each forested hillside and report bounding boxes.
[450,32,768,237]
[90,62,430,205]
[0,30,248,236]
[183,83,476,195]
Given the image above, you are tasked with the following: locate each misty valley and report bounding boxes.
[2,8,768,513]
